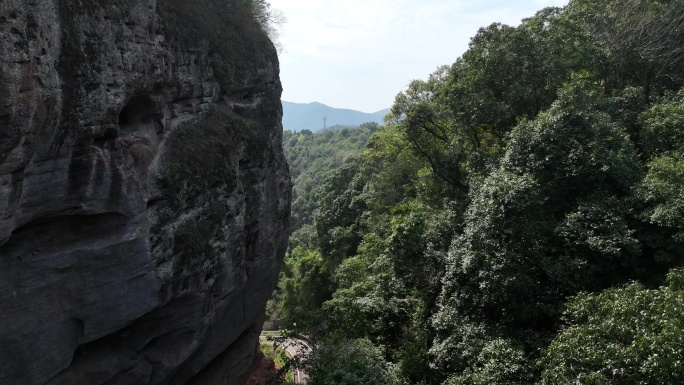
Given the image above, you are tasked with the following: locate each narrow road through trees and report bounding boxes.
[281,338,313,384]
[260,333,314,384]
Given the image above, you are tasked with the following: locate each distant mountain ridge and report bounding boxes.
[282,101,390,131]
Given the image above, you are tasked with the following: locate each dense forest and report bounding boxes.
[271,0,684,383]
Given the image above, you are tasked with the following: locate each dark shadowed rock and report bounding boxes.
[0,0,290,384]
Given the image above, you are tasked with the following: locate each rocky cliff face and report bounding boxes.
[0,1,290,384]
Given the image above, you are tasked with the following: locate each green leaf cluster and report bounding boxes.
[540,269,684,384]
[305,339,401,385]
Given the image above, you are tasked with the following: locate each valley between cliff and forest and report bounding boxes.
[266,0,684,384]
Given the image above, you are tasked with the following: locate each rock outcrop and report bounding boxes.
[0,0,290,384]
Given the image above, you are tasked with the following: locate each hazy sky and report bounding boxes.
[268,0,569,112]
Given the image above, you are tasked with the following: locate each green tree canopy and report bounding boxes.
[306,339,400,385]
[540,269,684,384]
[434,87,644,370]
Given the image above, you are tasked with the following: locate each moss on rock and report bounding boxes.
[157,104,272,287]
[162,106,244,204]
[157,0,276,94]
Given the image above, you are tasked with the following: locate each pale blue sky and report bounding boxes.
[268,0,569,112]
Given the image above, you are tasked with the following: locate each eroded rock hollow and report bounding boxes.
[0,0,290,384]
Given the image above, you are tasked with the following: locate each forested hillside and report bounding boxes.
[273,0,684,383]
[282,123,378,245]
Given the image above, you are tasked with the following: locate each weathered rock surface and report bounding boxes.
[0,0,290,384]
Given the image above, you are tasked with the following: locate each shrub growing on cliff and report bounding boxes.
[157,0,280,93]
[241,0,285,43]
